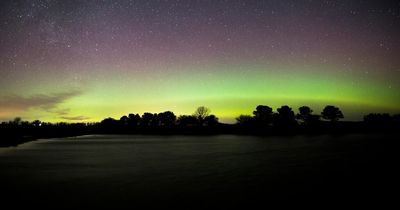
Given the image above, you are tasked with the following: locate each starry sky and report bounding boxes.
[0,0,399,123]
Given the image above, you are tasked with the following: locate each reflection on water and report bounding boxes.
[0,134,398,207]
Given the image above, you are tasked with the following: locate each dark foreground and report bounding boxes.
[0,134,399,208]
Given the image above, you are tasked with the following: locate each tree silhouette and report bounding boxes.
[120,115,129,126]
[141,113,155,127]
[204,114,219,126]
[32,120,41,127]
[158,111,177,126]
[393,114,400,124]
[128,113,140,127]
[177,115,198,126]
[297,106,312,123]
[150,113,160,127]
[236,115,254,126]
[193,106,210,122]
[321,105,344,121]
[2,104,400,148]
[297,106,320,125]
[364,113,391,125]
[275,105,297,127]
[253,105,273,126]
[13,117,22,125]
[101,117,119,128]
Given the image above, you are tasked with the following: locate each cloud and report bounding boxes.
[0,90,82,119]
[61,116,91,121]
[49,108,70,115]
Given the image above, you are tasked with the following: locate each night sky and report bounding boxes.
[0,0,399,123]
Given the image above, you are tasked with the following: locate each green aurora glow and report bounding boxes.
[1,1,399,123]
[2,63,397,123]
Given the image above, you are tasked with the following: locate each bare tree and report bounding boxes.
[193,106,210,123]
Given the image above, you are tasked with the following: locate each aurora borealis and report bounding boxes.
[0,0,399,123]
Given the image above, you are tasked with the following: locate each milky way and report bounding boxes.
[1,0,399,122]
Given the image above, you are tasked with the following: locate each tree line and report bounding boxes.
[2,105,400,129]
[1,104,400,147]
[99,106,219,129]
[236,105,345,128]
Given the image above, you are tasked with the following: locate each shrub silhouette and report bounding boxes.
[364,113,391,125]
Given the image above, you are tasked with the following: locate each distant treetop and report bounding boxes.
[321,105,344,121]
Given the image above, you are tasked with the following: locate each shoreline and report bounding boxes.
[1,128,398,148]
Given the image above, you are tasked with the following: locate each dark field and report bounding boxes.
[0,134,399,208]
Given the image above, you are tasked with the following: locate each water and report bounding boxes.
[0,134,398,207]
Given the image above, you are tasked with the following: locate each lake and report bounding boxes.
[0,134,398,208]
